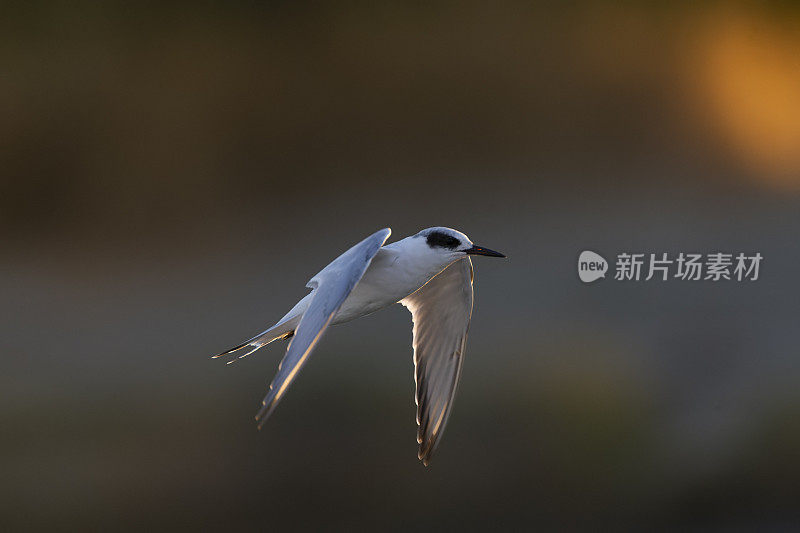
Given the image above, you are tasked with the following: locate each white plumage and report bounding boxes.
[212,227,504,465]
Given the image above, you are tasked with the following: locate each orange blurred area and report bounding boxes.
[688,6,800,188]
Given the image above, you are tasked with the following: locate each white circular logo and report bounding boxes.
[578,251,608,283]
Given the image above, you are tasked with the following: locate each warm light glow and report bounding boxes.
[693,8,800,188]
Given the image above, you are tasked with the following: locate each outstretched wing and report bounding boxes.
[401,257,474,465]
[255,228,392,427]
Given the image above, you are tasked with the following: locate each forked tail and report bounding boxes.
[211,322,295,365]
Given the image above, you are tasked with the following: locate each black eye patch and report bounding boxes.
[426,231,461,249]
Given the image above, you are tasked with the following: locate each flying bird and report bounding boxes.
[213,227,505,465]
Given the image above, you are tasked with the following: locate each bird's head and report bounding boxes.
[412,227,505,269]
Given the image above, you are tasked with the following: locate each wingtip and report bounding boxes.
[254,398,275,429]
[418,436,439,466]
[255,415,270,431]
[418,449,432,467]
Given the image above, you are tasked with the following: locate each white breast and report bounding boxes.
[331,245,439,324]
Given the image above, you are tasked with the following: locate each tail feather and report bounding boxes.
[212,324,295,364]
[213,340,250,357]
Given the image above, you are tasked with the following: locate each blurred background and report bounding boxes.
[2,1,800,530]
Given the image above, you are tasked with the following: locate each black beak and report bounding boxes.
[465,245,506,258]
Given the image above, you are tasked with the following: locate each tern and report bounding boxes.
[213,227,505,465]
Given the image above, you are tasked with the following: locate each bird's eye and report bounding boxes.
[426,231,461,249]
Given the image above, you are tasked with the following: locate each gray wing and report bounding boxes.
[255,228,392,428]
[400,257,474,465]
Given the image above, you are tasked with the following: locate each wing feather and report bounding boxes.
[254,228,391,427]
[401,257,473,465]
